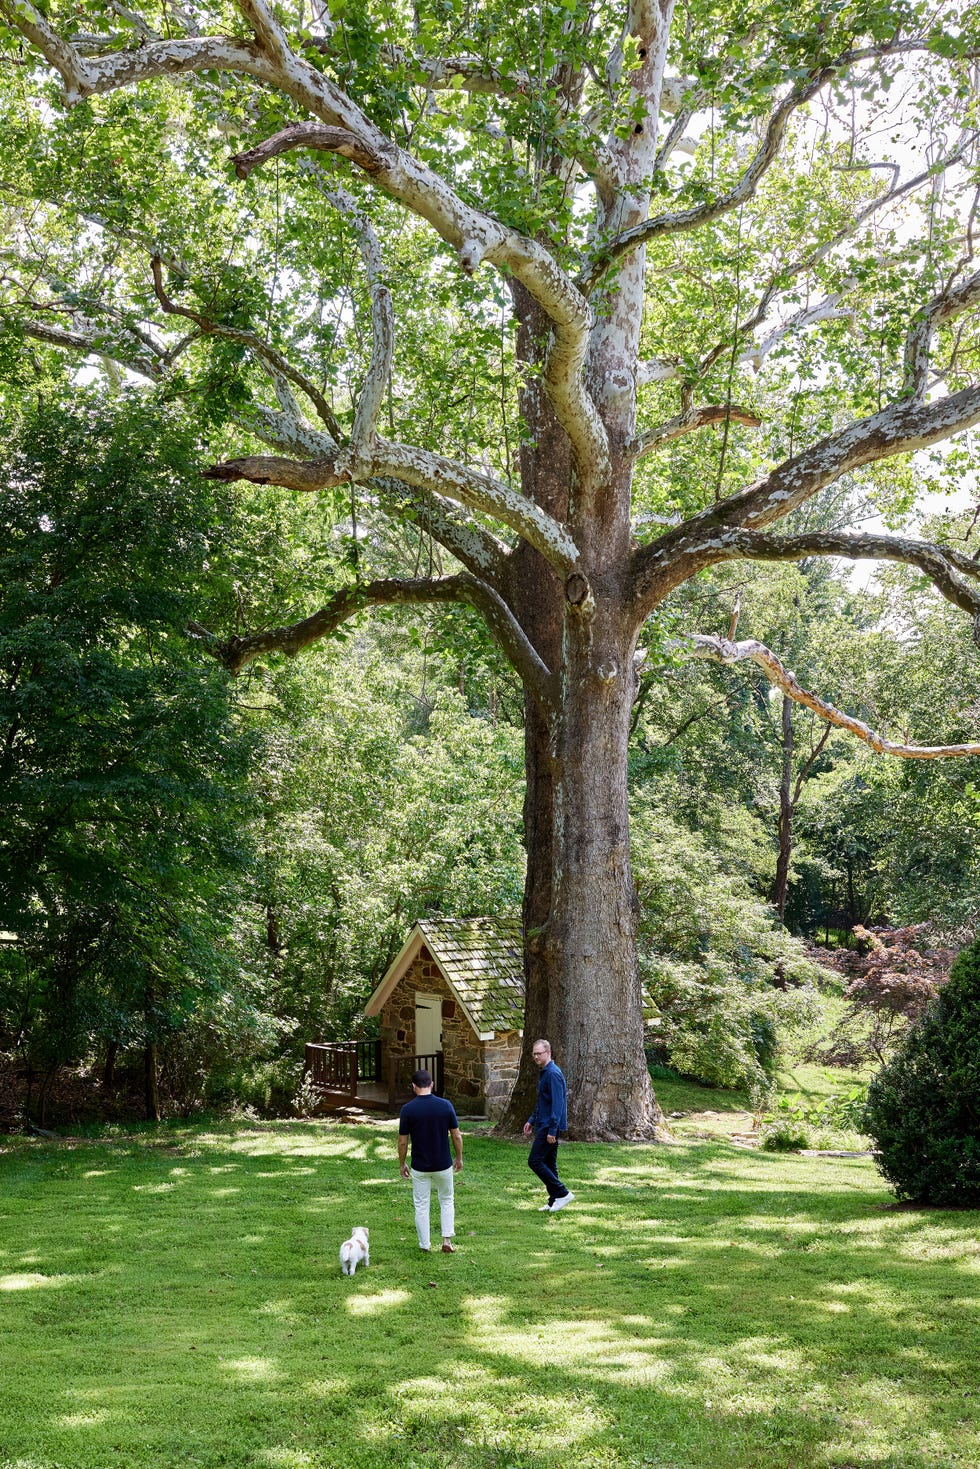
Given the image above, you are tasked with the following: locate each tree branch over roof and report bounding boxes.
[683,633,980,759]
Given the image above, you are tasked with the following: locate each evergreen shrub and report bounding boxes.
[863,937,980,1205]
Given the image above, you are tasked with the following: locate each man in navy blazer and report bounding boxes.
[522,1039,574,1211]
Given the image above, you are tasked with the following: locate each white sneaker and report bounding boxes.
[550,1191,574,1211]
[539,1203,554,1211]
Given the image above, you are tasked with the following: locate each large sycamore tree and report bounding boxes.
[3,0,980,1136]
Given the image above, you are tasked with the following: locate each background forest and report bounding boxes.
[3,389,979,1125]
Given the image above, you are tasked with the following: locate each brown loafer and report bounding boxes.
[441,1242,456,1253]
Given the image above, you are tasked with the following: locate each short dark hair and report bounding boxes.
[412,1068,432,1088]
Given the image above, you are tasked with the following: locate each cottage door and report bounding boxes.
[414,993,443,1072]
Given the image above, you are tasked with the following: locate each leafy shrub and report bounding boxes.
[760,1086,870,1153]
[864,936,980,1205]
[633,806,824,1092]
[809,925,954,1066]
[761,1119,812,1152]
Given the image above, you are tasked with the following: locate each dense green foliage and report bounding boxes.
[0,0,978,1122]
[0,395,265,1106]
[2,391,979,1119]
[633,803,822,1093]
[864,937,980,1204]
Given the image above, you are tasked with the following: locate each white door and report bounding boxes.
[414,993,443,1058]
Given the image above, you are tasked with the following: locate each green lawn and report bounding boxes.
[1,1118,978,1469]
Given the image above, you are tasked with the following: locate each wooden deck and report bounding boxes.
[304,1042,445,1112]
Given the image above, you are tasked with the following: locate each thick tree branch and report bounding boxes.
[632,387,980,612]
[232,404,509,585]
[231,123,382,179]
[375,481,509,588]
[730,385,980,532]
[582,40,958,293]
[582,62,840,291]
[328,189,393,461]
[704,528,980,624]
[904,268,980,400]
[150,256,343,438]
[3,0,607,483]
[631,402,762,457]
[198,572,556,712]
[8,313,167,379]
[682,634,980,759]
[204,440,579,575]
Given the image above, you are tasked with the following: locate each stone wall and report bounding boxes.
[482,1032,522,1119]
[378,945,520,1116]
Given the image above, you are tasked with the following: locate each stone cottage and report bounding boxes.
[362,915,524,1117]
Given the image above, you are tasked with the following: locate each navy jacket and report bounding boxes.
[527,1059,567,1136]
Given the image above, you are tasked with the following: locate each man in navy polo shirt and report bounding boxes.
[398,1069,463,1253]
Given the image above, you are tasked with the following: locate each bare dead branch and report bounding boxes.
[683,633,980,759]
[201,453,345,491]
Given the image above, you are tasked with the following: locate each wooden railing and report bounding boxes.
[305,1040,382,1099]
[304,1041,444,1105]
[413,1052,445,1096]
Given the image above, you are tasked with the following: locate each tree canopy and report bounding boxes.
[2,0,979,1135]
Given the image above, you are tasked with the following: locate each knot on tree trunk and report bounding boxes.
[564,572,594,617]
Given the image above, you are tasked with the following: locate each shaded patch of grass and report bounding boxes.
[1,1119,978,1469]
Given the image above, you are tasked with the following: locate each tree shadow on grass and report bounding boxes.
[0,1128,977,1469]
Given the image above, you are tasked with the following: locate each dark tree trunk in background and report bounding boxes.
[144,1043,160,1121]
[772,693,794,920]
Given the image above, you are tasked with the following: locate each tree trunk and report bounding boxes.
[144,1043,161,1121]
[772,693,794,919]
[102,1041,118,1093]
[497,695,559,1130]
[545,595,667,1139]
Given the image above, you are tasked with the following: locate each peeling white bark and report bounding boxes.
[326,189,393,464]
[206,438,578,575]
[1,0,607,485]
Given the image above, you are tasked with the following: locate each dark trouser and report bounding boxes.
[528,1127,569,1202]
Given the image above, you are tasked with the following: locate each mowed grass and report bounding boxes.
[1,1118,978,1469]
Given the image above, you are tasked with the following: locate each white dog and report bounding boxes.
[339,1226,370,1276]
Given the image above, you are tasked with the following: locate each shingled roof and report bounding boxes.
[364,915,525,1038]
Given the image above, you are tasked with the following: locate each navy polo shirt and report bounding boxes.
[399,1094,459,1171]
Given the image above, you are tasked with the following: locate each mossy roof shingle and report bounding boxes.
[417,916,524,1034]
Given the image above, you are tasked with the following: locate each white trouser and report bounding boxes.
[411,1166,455,1249]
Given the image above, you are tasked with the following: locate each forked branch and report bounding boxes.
[150,257,343,438]
[193,572,556,712]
